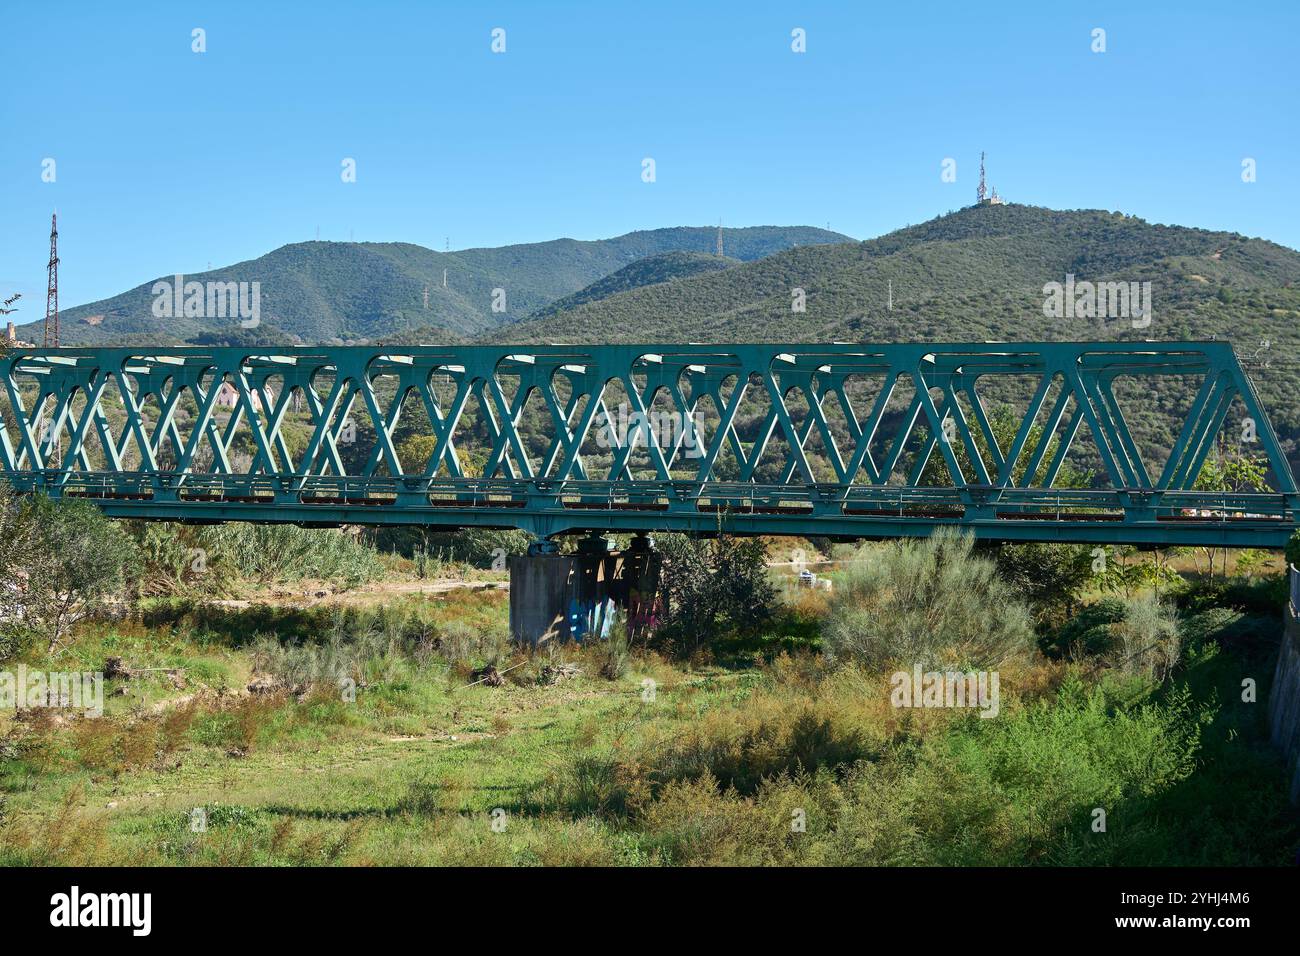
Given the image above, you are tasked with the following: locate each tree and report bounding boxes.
[1233,548,1268,581]
[396,433,485,477]
[0,483,42,658]
[992,542,1093,627]
[656,533,776,653]
[1091,545,1182,599]
[13,495,140,652]
[1194,448,1268,495]
[1194,447,1269,578]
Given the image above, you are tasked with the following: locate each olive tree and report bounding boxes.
[4,494,140,653]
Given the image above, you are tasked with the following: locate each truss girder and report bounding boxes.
[0,342,1293,544]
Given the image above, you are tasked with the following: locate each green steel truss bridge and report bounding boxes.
[0,341,1295,548]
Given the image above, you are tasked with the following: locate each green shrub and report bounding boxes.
[1044,594,1181,679]
[1,494,141,653]
[991,542,1093,626]
[815,677,1207,865]
[822,529,1035,670]
[1109,595,1180,681]
[656,533,776,653]
[1174,574,1288,617]
[1284,529,1300,569]
[1179,607,1275,655]
[1041,598,1128,659]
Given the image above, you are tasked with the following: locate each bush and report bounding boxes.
[1174,575,1288,617]
[1179,607,1275,655]
[1,494,140,653]
[991,542,1093,626]
[1041,598,1129,659]
[1044,594,1182,680]
[822,529,1035,670]
[815,677,1208,865]
[1109,595,1180,681]
[656,534,777,653]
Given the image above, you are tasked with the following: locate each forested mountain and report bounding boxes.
[493,204,1300,473]
[530,251,739,319]
[499,205,1300,348]
[14,226,848,346]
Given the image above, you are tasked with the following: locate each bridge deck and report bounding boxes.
[21,474,1293,546]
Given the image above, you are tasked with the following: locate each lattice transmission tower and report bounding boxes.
[44,213,59,347]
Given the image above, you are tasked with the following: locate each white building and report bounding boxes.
[214,380,275,412]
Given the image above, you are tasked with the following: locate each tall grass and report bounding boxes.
[130,521,382,592]
[246,602,511,691]
[536,660,1289,865]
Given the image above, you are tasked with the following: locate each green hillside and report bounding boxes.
[17,226,848,347]
[492,204,1300,474]
[497,205,1300,346]
[531,251,739,318]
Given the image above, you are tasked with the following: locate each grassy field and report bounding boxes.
[2,552,1296,867]
[0,589,729,865]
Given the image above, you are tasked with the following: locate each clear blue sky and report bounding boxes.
[2,0,1296,309]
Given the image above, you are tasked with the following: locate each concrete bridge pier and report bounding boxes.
[508,533,663,646]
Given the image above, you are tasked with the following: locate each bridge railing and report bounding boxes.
[21,469,1296,522]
